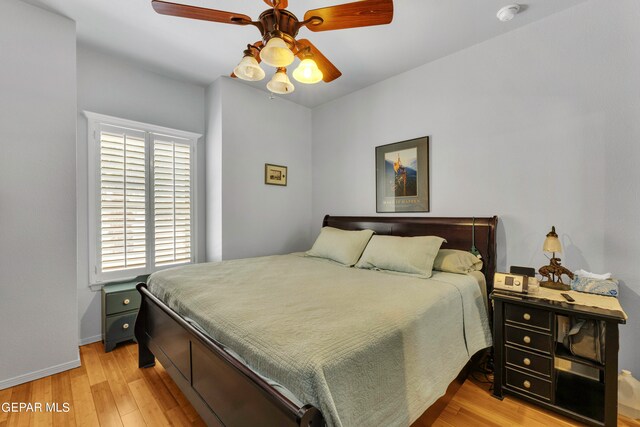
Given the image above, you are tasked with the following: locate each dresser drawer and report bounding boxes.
[505,345,552,377]
[505,303,551,331]
[105,312,137,342]
[505,325,552,354]
[106,290,141,315]
[506,368,552,401]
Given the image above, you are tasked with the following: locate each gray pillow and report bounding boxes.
[306,227,375,266]
[433,249,483,274]
[355,235,445,278]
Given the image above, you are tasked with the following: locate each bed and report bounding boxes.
[135,215,498,427]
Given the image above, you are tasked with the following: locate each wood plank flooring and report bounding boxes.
[0,341,638,426]
[0,342,205,427]
[436,374,640,427]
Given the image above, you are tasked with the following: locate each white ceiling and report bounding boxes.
[25,0,588,107]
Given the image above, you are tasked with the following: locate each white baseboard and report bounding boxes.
[79,334,102,346]
[0,358,81,390]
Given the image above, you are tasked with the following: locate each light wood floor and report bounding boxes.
[434,373,640,427]
[1,342,639,427]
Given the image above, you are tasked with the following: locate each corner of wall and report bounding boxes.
[205,78,223,262]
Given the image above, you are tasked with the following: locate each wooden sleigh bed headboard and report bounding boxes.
[323,215,499,294]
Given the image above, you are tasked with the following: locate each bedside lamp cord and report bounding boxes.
[471,217,481,258]
[470,217,493,387]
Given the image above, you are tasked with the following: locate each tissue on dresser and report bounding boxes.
[573,269,612,280]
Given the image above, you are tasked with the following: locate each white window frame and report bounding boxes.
[85,111,202,286]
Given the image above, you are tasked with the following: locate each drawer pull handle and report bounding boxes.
[523,380,531,389]
[523,358,531,366]
[523,336,531,344]
[123,299,130,305]
[122,323,130,330]
[523,313,531,321]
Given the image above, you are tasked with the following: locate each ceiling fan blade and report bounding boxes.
[263,0,288,9]
[296,39,342,83]
[303,0,393,32]
[152,0,252,25]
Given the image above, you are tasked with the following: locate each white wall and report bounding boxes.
[206,78,313,261]
[601,0,640,377]
[311,0,640,374]
[76,45,206,344]
[0,0,79,388]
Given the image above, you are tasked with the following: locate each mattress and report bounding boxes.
[147,253,492,427]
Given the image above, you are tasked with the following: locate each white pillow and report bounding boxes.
[306,227,375,266]
[433,249,483,274]
[355,235,446,278]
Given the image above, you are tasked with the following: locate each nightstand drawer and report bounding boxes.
[105,312,137,342]
[106,290,141,315]
[505,304,551,331]
[506,368,552,401]
[505,345,552,377]
[505,325,552,354]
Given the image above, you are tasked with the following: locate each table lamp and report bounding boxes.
[538,226,574,290]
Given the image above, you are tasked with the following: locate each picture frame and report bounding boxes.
[375,136,430,213]
[265,163,288,186]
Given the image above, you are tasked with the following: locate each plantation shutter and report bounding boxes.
[88,112,198,284]
[99,125,147,273]
[153,135,192,267]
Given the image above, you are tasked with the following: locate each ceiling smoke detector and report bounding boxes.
[497,4,521,22]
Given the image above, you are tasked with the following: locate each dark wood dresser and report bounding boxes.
[491,291,627,426]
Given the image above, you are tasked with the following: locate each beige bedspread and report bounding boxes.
[147,254,492,427]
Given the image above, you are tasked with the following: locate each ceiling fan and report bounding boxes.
[151,0,394,94]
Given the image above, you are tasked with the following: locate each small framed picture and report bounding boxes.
[265,163,287,186]
[376,136,430,213]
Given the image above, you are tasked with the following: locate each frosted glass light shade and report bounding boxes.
[267,69,295,94]
[543,226,562,253]
[233,55,265,81]
[543,236,562,253]
[293,58,323,84]
[260,37,294,67]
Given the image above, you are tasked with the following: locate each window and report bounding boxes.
[86,112,200,284]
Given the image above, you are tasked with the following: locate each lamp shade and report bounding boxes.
[233,55,265,81]
[266,68,295,94]
[260,37,294,67]
[543,226,562,253]
[293,58,323,84]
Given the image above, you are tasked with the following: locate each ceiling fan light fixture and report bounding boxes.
[260,36,295,67]
[152,0,395,88]
[233,54,265,81]
[293,58,323,84]
[267,68,295,94]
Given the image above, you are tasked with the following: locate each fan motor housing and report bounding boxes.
[259,9,299,46]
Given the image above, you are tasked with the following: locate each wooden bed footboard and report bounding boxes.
[134,283,324,427]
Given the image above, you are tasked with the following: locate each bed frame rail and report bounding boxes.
[135,283,323,427]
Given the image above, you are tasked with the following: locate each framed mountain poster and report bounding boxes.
[376,136,429,213]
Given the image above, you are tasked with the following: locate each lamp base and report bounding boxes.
[539,280,570,291]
